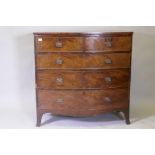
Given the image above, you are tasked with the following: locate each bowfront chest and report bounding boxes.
[34,32,133,126]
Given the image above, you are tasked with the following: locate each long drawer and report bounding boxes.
[36,53,131,69]
[37,89,129,116]
[36,69,130,89]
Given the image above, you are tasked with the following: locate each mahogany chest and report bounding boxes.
[34,32,133,126]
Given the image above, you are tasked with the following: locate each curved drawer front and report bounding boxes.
[35,37,83,52]
[85,36,132,52]
[37,70,130,89]
[36,53,131,69]
[37,89,129,116]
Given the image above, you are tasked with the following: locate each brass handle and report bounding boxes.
[56,77,64,84]
[55,59,63,65]
[55,38,63,48]
[105,77,112,83]
[106,42,112,47]
[56,98,64,104]
[104,58,112,64]
[105,37,112,48]
[106,37,112,42]
[104,97,112,103]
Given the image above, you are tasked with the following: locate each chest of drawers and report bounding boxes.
[34,32,133,127]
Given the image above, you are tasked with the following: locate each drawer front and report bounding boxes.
[35,37,83,52]
[84,70,130,89]
[36,53,131,69]
[85,36,132,52]
[37,89,129,116]
[37,70,83,89]
[37,70,130,89]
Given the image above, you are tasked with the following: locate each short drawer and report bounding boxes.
[85,36,132,52]
[35,37,83,52]
[36,53,131,69]
[36,70,130,89]
[37,89,129,116]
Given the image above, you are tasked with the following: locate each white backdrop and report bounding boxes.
[0,26,155,128]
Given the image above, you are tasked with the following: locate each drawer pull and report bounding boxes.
[56,98,64,104]
[104,97,112,103]
[56,77,64,84]
[106,42,112,47]
[104,77,112,83]
[104,58,112,64]
[55,38,63,48]
[55,59,64,65]
[105,37,112,47]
